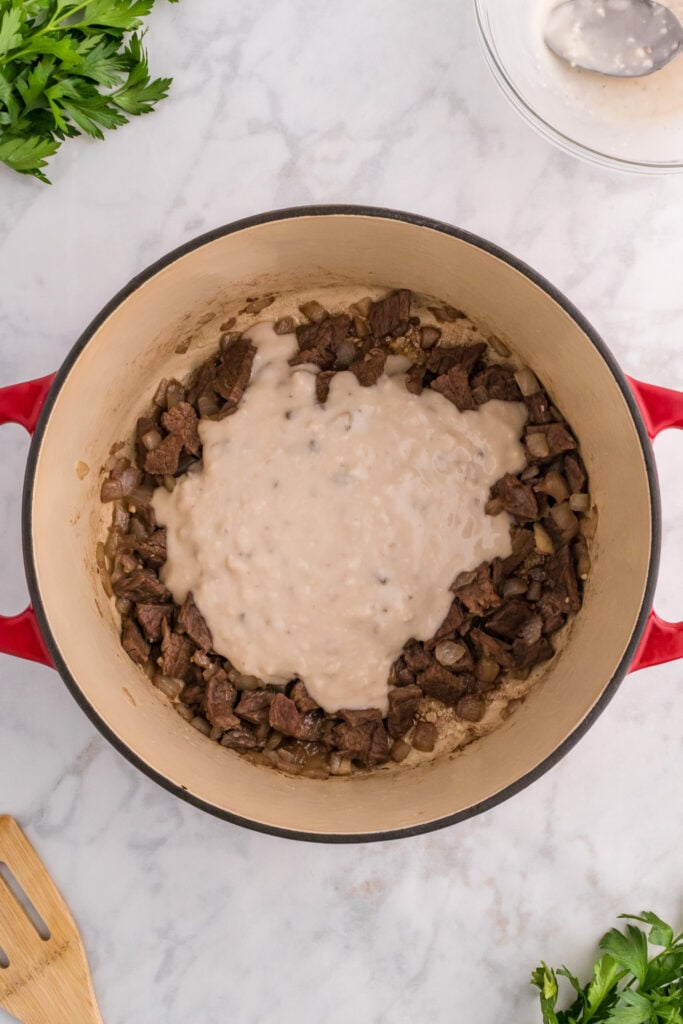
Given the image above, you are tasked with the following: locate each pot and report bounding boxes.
[0,206,681,842]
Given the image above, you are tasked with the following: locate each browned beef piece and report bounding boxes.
[564,452,588,493]
[160,626,194,679]
[547,543,581,613]
[387,684,422,739]
[177,592,212,652]
[367,290,411,338]
[316,370,335,404]
[456,694,486,722]
[297,314,350,352]
[186,355,219,408]
[491,474,539,521]
[525,392,553,424]
[536,589,566,634]
[220,725,264,752]
[214,338,256,404]
[333,719,389,768]
[144,433,183,475]
[290,681,319,713]
[137,529,167,568]
[418,664,469,705]
[402,639,435,673]
[318,718,338,748]
[501,527,535,574]
[486,599,536,640]
[427,598,466,646]
[205,674,240,730]
[339,708,383,726]
[451,563,501,615]
[113,568,170,604]
[132,504,157,534]
[426,342,486,377]
[235,689,273,725]
[161,402,201,456]
[405,363,426,395]
[471,365,521,403]
[269,694,321,741]
[525,423,577,458]
[469,627,515,668]
[350,347,387,387]
[431,364,475,411]
[135,602,173,642]
[121,617,150,666]
[289,347,334,369]
[512,636,554,670]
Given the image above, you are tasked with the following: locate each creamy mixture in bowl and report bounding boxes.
[99,289,595,778]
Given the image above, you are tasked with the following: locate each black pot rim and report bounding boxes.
[21,204,661,844]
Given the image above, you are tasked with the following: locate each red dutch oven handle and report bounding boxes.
[0,374,56,667]
[0,373,680,674]
[627,377,683,672]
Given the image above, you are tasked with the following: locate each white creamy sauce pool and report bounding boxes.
[153,323,527,714]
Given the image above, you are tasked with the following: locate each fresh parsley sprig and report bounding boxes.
[532,912,683,1024]
[0,0,178,183]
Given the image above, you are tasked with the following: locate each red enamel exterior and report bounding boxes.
[627,376,683,672]
[0,374,55,667]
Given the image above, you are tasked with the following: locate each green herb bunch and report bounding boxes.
[533,912,683,1024]
[0,0,178,183]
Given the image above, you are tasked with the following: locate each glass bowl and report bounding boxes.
[473,0,683,173]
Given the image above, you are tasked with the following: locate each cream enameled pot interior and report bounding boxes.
[29,214,653,837]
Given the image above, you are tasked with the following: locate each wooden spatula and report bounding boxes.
[0,816,102,1024]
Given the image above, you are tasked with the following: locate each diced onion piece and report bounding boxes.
[526,431,550,459]
[475,657,500,684]
[514,367,540,396]
[329,752,353,775]
[569,492,591,512]
[434,640,466,667]
[100,478,123,502]
[537,470,569,503]
[503,577,527,597]
[299,300,328,323]
[96,541,107,570]
[489,335,511,357]
[191,716,211,736]
[141,429,163,451]
[534,522,555,554]
[550,502,579,538]
[390,739,411,763]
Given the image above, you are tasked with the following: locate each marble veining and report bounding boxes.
[0,1,681,1021]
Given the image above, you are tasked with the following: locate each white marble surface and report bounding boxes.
[0,1,682,1021]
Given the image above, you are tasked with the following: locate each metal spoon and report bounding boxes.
[545,0,683,77]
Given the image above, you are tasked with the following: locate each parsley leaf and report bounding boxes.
[0,0,178,182]
[532,913,683,1024]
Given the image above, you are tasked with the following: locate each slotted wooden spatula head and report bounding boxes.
[0,816,102,1024]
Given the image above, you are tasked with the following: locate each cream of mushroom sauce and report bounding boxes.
[153,322,528,714]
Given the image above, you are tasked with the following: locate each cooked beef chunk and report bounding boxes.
[333,719,389,767]
[215,338,256,405]
[297,314,350,352]
[547,543,581,613]
[426,342,486,377]
[350,347,388,387]
[402,639,435,673]
[367,290,411,338]
[456,694,486,722]
[418,664,469,704]
[316,370,335,404]
[113,569,170,604]
[525,423,577,458]
[536,588,566,634]
[471,365,521,403]
[205,674,240,730]
[186,355,219,408]
[339,707,383,726]
[137,529,167,568]
[290,681,319,713]
[160,626,194,680]
[235,689,273,725]
[491,474,539,521]
[220,725,264,752]
[431,364,475,411]
[486,598,536,640]
[428,598,466,646]
[451,563,501,615]
[512,636,554,669]
[144,434,183,475]
[177,592,213,652]
[501,527,535,573]
[121,617,150,666]
[161,402,201,456]
[135,602,173,642]
[269,694,321,741]
[469,627,515,669]
[525,392,553,424]
[564,452,588,493]
[405,363,426,395]
[387,684,422,739]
